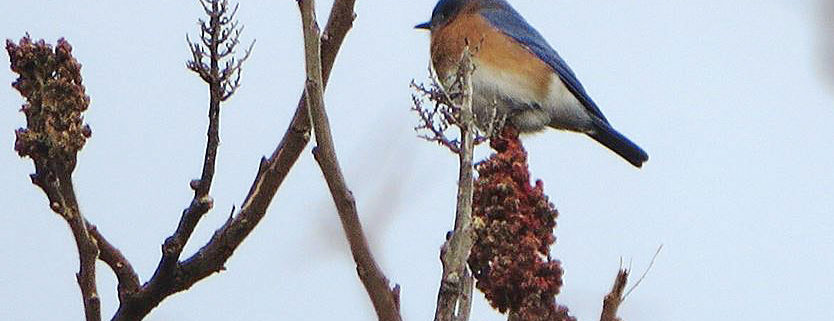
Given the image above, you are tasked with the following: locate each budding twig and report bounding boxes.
[112,0,254,318]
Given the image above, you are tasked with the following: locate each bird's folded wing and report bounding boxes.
[479,2,609,123]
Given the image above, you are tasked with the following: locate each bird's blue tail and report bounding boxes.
[588,119,648,168]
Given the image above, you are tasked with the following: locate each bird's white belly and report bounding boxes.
[469,62,592,133]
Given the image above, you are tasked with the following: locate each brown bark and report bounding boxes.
[434,48,476,321]
[298,1,402,320]
[600,269,629,321]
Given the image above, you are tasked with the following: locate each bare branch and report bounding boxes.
[144,0,254,295]
[110,0,254,318]
[186,0,254,101]
[198,0,211,14]
[434,47,476,321]
[110,0,358,319]
[86,221,141,298]
[146,0,243,301]
[61,175,101,321]
[298,1,402,320]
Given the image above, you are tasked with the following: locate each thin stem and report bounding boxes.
[144,0,225,303]
[32,163,102,321]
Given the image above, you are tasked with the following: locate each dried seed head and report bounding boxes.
[469,126,575,321]
[7,36,91,171]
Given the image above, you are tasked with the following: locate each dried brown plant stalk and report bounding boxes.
[7,35,100,321]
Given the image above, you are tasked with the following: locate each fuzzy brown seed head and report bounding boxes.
[7,36,91,170]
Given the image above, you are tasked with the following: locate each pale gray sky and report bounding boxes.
[2,1,833,320]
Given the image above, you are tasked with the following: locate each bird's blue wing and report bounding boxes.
[479,0,608,122]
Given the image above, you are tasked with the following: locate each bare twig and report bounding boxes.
[410,64,490,154]
[623,245,663,301]
[111,0,358,319]
[600,269,629,321]
[298,1,401,320]
[55,171,101,321]
[135,0,250,311]
[410,81,461,153]
[86,221,140,299]
[110,1,254,318]
[434,47,476,321]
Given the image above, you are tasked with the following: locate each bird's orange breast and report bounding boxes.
[430,13,553,100]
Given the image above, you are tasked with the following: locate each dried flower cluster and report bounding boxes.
[7,36,91,171]
[469,126,574,321]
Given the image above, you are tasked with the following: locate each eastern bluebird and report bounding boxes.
[416,0,649,167]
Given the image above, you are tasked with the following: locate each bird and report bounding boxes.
[416,0,649,167]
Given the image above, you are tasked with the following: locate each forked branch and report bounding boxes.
[112,0,254,318]
[112,0,359,319]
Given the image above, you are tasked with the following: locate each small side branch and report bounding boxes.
[150,0,251,299]
[623,245,662,301]
[410,81,462,153]
[410,68,490,154]
[86,221,140,298]
[297,1,401,320]
[434,48,476,321]
[112,0,254,319]
[600,269,629,321]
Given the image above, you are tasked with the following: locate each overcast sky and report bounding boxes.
[2,1,833,320]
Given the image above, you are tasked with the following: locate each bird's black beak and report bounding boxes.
[415,21,431,30]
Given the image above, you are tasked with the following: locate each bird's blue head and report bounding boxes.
[415,0,469,30]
